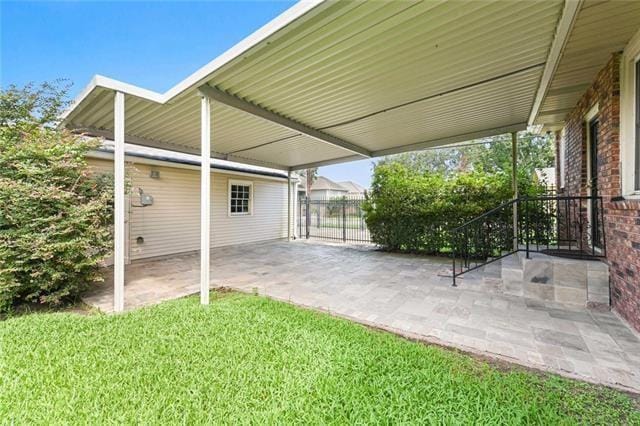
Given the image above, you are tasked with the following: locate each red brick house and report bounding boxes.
[553,24,640,332]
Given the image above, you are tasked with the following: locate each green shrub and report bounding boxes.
[0,82,113,311]
[363,162,545,255]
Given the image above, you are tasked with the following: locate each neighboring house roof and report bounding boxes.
[310,176,348,192]
[534,167,556,186]
[337,181,366,194]
[93,141,289,180]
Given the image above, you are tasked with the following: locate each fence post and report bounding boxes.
[305,196,310,239]
[298,197,302,238]
[342,198,347,242]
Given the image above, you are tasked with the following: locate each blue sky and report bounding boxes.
[1,1,374,187]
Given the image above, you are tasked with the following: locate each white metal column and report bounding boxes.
[293,178,299,239]
[287,170,292,241]
[200,95,211,305]
[511,131,518,251]
[113,91,125,312]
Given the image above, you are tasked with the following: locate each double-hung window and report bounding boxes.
[229,180,253,216]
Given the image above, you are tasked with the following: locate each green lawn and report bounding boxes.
[1,293,638,424]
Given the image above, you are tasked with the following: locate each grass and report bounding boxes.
[1,292,638,424]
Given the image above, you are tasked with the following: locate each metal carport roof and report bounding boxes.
[64,0,640,312]
[61,0,571,171]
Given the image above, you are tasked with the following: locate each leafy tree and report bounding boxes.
[377,132,555,178]
[465,132,555,176]
[377,148,462,176]
[304,167,318,196]
[0,82,113,311]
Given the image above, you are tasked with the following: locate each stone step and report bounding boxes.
[481,251,610,308]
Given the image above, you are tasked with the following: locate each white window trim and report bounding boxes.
[620,28,640,198]
[228,179,253,217]
[585,105,603,253]
[585,103,599,195]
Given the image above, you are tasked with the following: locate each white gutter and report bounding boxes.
[87,150,289,182]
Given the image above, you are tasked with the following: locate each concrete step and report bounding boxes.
[479,251,610,308]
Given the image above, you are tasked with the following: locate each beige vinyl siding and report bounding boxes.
[88,158,288,261]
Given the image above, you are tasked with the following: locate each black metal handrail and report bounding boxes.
[451,195,606,286]
[451,199,518,233]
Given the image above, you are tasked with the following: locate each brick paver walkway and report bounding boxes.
[83,240,640,393]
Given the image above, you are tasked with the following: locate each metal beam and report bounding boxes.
[288,123,528,171]
[113,91,125,313]
[371,123,527,157]
[289,154,365,172]
[198,84,372,158]
[200,95,211,305]
[528,0,583,125]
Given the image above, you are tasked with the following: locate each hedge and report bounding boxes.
[362,163,544,255]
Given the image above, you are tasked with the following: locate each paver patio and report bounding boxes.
[83,240,640,393]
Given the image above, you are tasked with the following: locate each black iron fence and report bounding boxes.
[298,195,370,243]
[451,195,606,285]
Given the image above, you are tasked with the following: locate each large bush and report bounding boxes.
[0,82,113,311]
[363,162,544,255]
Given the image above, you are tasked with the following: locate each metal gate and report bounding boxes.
[298,196,370,243]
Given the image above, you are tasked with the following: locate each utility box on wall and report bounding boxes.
[140,193,154,206]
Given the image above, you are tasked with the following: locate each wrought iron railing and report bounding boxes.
[451,195,606,286]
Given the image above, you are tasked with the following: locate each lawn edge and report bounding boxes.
[218,286,640,398]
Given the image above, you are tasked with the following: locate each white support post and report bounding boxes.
[293,178,299,239]
[113,91,125,312]
[200,95,211,305]
[287,170,292,241]
[512,131,518,251]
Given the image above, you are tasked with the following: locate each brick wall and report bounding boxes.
[559,53,640,332]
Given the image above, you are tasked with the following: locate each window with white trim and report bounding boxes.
[620,28,640,197]
[228,180,253,216]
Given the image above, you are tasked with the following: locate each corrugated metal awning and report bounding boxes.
[62,0,571,170]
